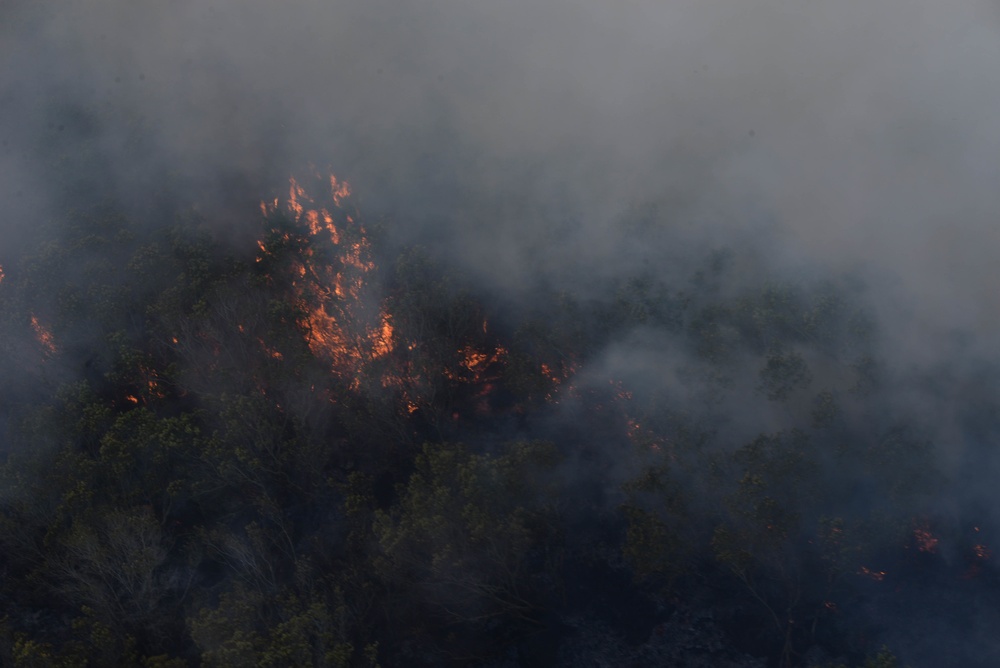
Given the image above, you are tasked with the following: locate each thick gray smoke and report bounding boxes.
[5,0,1000,351]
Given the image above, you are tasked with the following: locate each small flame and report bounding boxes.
[372,313,394,359]
[288,177,305,219]
[914,526,939,553]
[30,315,57,356]
[858,566,886,582]
[445,344,507,384]
[330,175,350,206]
[256,338,284,360]
[147,380,165,399]
[540,360,578,402]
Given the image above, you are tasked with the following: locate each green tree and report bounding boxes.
[372,441,561,660]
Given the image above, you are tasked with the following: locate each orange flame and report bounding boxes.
[258,172,398,388]
[372,313,394,359]
[330,174,350,206]
[30,315,57,356]
[445,344,507,384]
[540,360,578,402]
[288,177,305,219]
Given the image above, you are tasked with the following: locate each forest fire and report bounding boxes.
[255,176,533,420]
[2,172,994,668]
[256,172,397,386]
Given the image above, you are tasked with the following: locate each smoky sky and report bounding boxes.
[4,0,1000,358]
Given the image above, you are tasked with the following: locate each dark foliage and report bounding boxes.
[0,178,972,668]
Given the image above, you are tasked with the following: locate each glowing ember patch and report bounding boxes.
[974,544,991,559]
[541,361,577,384]
[914,526,939,553]
[610,379,633,401]
[372,314,394,358]
[288,177,305,219]
[125,395,139,404]
[30,315,57,355]
[0,265,4,283]
[461,349,489,371]
[858,566,886,582]
[330,175,350,206]
[255,338,284,360]
[445,344,507,384]
[306,210,320,234]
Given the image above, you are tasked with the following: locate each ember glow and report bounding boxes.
[447,342,507,384]
[539,360,578,402]
[914,525,939,553]
[29,315,57,356]
[858,566,886,582]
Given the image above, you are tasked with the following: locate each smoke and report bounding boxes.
[5,0,998,337]
[4,0,1000,663]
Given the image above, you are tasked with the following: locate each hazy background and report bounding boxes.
[4,0,1000,351]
